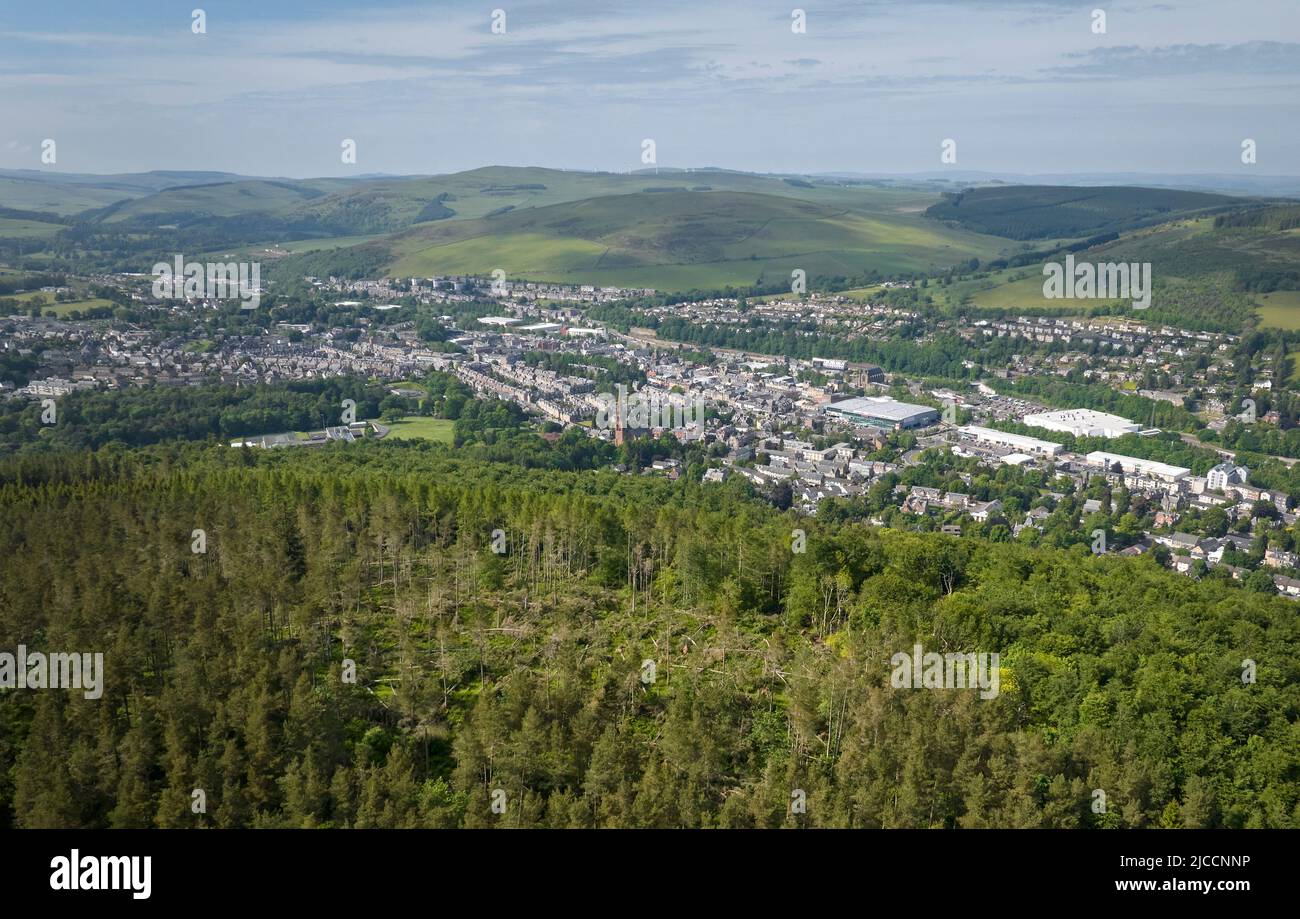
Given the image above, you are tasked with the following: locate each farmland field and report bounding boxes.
[384,416,455,443]
[1255,290,1300,330]
[0,217,63,238]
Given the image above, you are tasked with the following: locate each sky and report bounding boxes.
[1,0,1298,177]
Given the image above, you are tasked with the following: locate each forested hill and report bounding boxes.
[0,443,1294,828]
[925,185,1246,239]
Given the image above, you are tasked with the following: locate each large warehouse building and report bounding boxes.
[1022,409,1141,439]
[1086,451,1189,482]
[958,425,1062,457]
[824,396,939,431]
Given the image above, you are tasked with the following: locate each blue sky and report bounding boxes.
[2,0,1298,176]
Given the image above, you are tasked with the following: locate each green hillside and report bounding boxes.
[91,179,331,224]
[300,165,948,223]
[1256,290,1300,331]
[303,187,1008,291]
[0,175,145,215]
[6,166,1295,309]
[936,208,1300,331]
[926,185,1246,240]
[0,215,66,239]
[80,166,953,237]
[3,165,1014,287]
[0,169,251,215]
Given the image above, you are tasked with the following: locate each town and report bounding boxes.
[4,270,1300,600]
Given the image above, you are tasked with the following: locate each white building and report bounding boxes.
[1207,462,1249,491]
[1086,451,1189,482]
[1022,409,1141,438]
[824,396,939,430]
[957,425,1062,457]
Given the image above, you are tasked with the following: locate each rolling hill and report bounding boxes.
[284,185,1010,291]
[925,185,1248,240]
[0,169,254,214]
[934,203,1300,330]
[73,166,956,239]
[5,165,1298,313]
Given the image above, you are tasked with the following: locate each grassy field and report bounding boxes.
[965,271,1129,312]
[43,298,114,317]
[384,416,455,443]
[1,291,115,316]
[196,234,391,262]
[833,285,887,301]
[1256,290,1300,330]
[0,176,135,214]
[271,234,389,253]
[0,216,64,238]
[50,298,115,316]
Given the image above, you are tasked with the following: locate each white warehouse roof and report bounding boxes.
[1086,451,1189,481]
[826,396,936,422]
[1022,409,1141,438]
[958,425,1062,456]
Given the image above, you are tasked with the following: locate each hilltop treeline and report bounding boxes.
[926,185,1241,240]
[1214,205,1300,232]
[0,377,392,452]
[0,272,66,297]
[588,311,1018,381]
[0,444,1295,828]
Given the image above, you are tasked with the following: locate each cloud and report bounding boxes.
[1047,41,1300,79]
[1,0,1297,175]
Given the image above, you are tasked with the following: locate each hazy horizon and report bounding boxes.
[6,164,1300,183]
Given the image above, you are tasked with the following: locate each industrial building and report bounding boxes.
[824,396,939,431]
[957,425,1063,457]
[1022,409,1141,438]
[1086,451,1189,482]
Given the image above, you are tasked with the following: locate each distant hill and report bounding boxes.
[2,166,999,289]
[0,169,258,214]
[90,179,331,223]
[933,202,1300,332]
[820,170,1300,198]
[925,185,1248,240]
[6,166,1298,309]
[283,186,1008,291]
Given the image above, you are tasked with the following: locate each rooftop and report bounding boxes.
[825,396,936,421]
